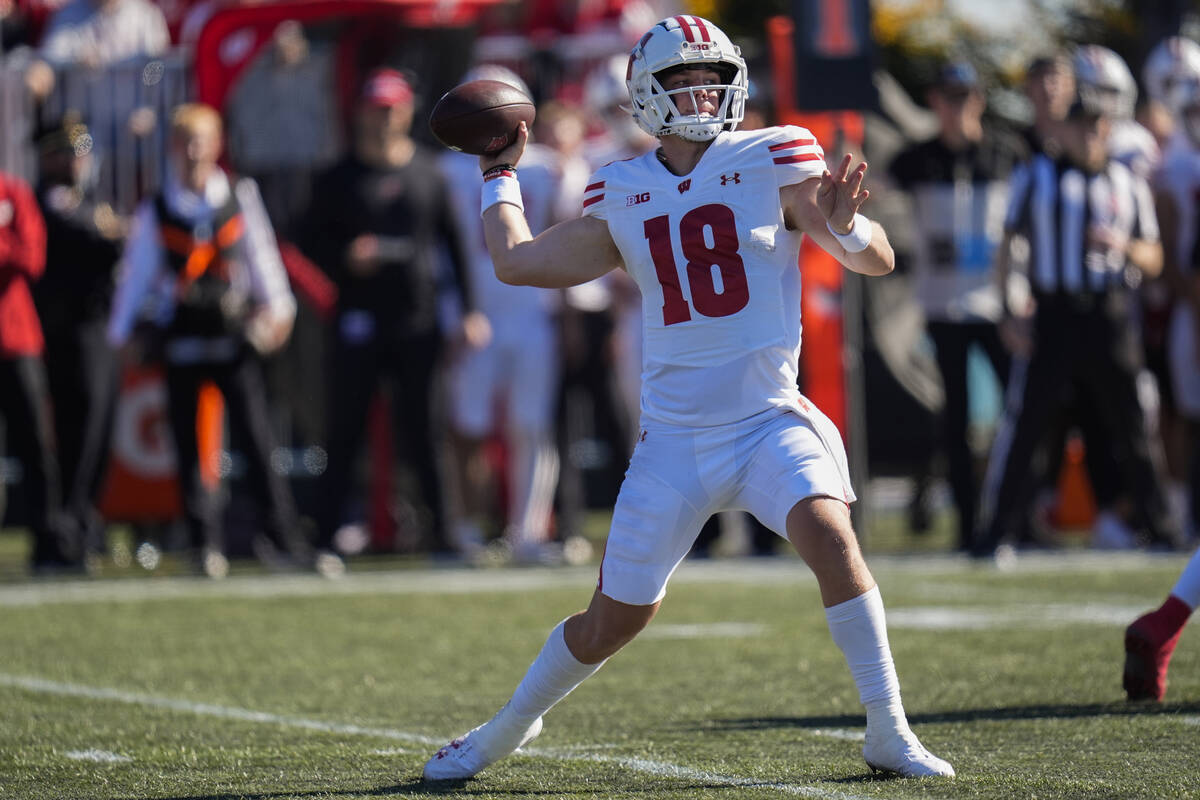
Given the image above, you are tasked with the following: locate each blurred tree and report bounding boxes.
[682,0,789,38]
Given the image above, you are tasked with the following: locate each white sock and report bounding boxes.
[824,585,908,734]
[1171,549,1200,609]
[506,620,604,725]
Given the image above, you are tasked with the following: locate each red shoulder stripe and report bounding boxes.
[582,194,604,208]
[773,153,823,164]
[768,137,816,152]
[585,181,605,191]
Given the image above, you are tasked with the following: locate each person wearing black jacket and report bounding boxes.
[32,116,125,557]
[888,62,1027,550]
[300,69,487,558]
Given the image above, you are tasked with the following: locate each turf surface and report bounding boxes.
[1,545,1199,799]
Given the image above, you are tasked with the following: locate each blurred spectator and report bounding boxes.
[531,100,590,217]
[26,0,169,98]
[0,168,78,571]
[1138,98,1176,152]
[1153,52,1200,541]
[1144,36,1200,537]
[31,114,124,557]
[1020,53,1075,157]
[1075,45,1159,179]
[299,68,485,559]
[548,61,651,539]
[0,0,34,54]
[887,61,1025,551]
[527,98,618,539]
[440,67,562,563]
[582,51,657,168]
[583,56,655,440]
[974,92,1181,560]
[1071,45,1166,547]
[225,19,340,238]
[106,103,314,577]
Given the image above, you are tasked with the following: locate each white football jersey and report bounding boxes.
[583,125,827,427]
[441,144,561,318]
[1155,132,1200,271]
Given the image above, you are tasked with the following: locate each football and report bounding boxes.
[428,79,535,156]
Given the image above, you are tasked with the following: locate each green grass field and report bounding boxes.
[2,531,1200,800]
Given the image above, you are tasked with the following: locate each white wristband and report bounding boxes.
[827,213,872,253]
[481,173,523,216]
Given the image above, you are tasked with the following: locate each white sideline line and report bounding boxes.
[1,673,869,799]
[0,673,441,746]
[640,622,766,639]
[529,752,869,798]
[811,729,866,742]
[0,550,1186,608]
[65,749,131,763]
[887,604,1148,630]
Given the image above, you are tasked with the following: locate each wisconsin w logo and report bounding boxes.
[720,173,741,185]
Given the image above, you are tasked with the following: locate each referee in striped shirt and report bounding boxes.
[972,89,1182,559]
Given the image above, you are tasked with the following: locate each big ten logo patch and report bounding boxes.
[626,191,651,206]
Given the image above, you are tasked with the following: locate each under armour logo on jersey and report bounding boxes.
[626,191,651,206]
[720,173,741,185]
[677,179,691,193]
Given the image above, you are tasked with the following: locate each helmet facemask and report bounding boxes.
[645,65,745,142]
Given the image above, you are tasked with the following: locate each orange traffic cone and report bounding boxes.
[1050,434,1097,531]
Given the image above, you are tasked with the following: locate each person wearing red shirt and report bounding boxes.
[0,169,76,572]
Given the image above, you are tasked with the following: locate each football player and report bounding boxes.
[440,66,563,563]
[423,15,954,780]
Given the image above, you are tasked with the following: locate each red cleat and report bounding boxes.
[1123,597,1189,701]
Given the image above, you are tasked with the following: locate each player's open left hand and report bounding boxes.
[817,154,870,235]
[479,121,529,174]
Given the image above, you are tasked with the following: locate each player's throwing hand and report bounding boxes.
[818,153,870,234]
[480,120,529,173]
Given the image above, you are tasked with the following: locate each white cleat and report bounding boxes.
[862,727,955,778]
[422,711,543,781]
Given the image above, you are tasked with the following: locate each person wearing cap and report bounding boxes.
[887,60,1027,551]
[31,114,126,560]
[108,102,314,577]
[972,91,1182,560]
[299,68,487,560]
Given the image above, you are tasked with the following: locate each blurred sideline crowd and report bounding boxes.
[3,0,1200,578]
